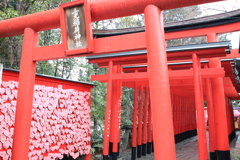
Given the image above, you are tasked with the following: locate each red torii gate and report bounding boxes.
[86,40,237,160]
[0,0,237,160]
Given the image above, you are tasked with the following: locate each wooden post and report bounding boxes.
[12,28,38,160]
[145,5,176,160]
[137,86,144,158]
[204,65,217,160]
[206,33,217,160]
[147,94,152,154]
[103,61,113,160]
[209,58,231,160]
[192,54,208,160]
[131,81,138,160]
[142,87,149,156]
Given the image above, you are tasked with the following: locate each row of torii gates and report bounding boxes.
[1,0,240,160]
[86,41,237,160]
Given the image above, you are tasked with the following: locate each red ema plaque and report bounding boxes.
[60,0,93,56]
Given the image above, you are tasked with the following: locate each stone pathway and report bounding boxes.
[119,131,240,160]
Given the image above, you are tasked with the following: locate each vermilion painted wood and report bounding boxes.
[178,96,182,135]
[206,33,217,157]
[205,74,217,155]
[132,82,138,148]
[112,81,120,152]
[185,97,188,133]
[228,99,235,134]
[175,95,178,136]
[87,47,227,65]
[209,58,230,151]
[87,89,92,160]
[192,54,208,160]
[180,97,183,135]
[33,33,231,62]
[12,28,38,160]
[1,1,239,159]
[173,95,178,136]
[183,97,186,134]
[181,97,183,135]
[2,69,93,90]
[109,66,119,154]
[171,95,175,135]
[137,86,144,146]
[0,0,223,38]
[103,61,113,156]
[123,80,239,98]
[91,68,225,82]
[187,97,190,132]
[142,88,149,144]
[189,97,193,131]
[147,95,152,143]
[145,5,176,160]
[86,154,90,160]
[121,50,238,74]
[225,96,232,137]
[115,64,123,151]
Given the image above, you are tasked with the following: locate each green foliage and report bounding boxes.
[36,61,55,76]
[0,0,76,77]
[0,7,19,20]
[90,148,95,155]
[232,100,240,107]
[237,155,240,160]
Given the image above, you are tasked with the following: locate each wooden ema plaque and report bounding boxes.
[60,0,93,55]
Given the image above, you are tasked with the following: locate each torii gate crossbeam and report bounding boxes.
[0,0,224,38]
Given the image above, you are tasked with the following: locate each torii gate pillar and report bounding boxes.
[209,58,230,160]
[144,5,176,160]
[12,28,37,160]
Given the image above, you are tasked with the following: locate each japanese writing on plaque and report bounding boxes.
[65,5,87,50]
[72,8,82,48]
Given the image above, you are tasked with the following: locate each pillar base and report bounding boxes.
[109,142,120,157]
[194,129,197,136]
[174,134,178,143]
[137,145,142,158]
[209,152,216,160]
[109,142,113,156]
[111,152,118,160]
[103,155,109,160]
[147,142,152,154]
[131,147,136,160]
[117,143,120,156]
[142,143,147,156]
[152,141,154,152]
[228,130,236,143]
[175,130,196,144]
[180,132,183,142]
[216,150,230,160]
